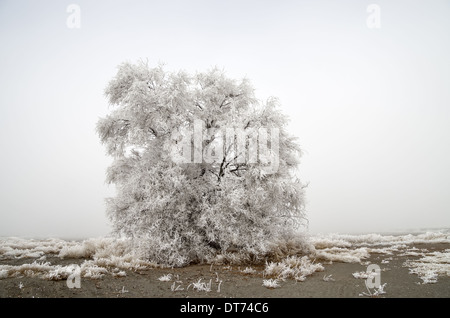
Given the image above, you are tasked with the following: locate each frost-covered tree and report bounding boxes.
[97,61,307,266]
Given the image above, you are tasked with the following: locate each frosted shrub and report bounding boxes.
[97,61,307,266]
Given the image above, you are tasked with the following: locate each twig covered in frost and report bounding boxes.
[120,286,128,294]
[158,274,172,282]
[171,281,184,291]
[264,256,324,282]
[191,278,212,292]
[360,283,387,297]
[262,279,280,289]
[111,268,126,277]
[241,267,256,274]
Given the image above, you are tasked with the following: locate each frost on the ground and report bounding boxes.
[311,230,450,284]
[0,260,110,281]
[398,250,426,257]
[204,233,313,265]
[403,249,450,284]
[313,247,370,263]
[0,230,448,284]
[119,286,128,294]
[157,275,221,293]
[311,230,449,266]
[171,281,184,291]
[111,268,127,277]
[189,278,212,292]
[58,237,159,272]
[241,267,257,274]
[158,274,172,282]
[264,255,324,282]
[352,271,379,280]
[310,231,450,249]
[82,263,109,279]
[0,237,77,259]
[360,283,387,297]
[0,237,158,281]
[262,278,281,289]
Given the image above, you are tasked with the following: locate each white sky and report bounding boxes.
[0,0,449,238]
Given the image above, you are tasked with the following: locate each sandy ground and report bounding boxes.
[0,243,449,298]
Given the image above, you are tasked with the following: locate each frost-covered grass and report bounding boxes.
[311,230,449,284]
[158,274,172,282]
[310,230,450,263]
[111,268,127,277]
[241,267,257,274]
[313,247,370,263]
[171,281,184,291]
[403,249,450,284]
[0,230,448,284]
[310,231,449,285]
[156,274,222,293]
[310,231,450,249]
[264,256,324,282]
[262,278,281,289]
[352,271,379,280]
[0,260,108,281]
[359,283,387,297]
[206,234,313,265]
[0,236,158,281]
[0,237,77,259]
[188,278,212,292]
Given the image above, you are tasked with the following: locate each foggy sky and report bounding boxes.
[1,0,449,238]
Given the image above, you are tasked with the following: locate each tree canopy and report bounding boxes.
[97,61,307,266]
